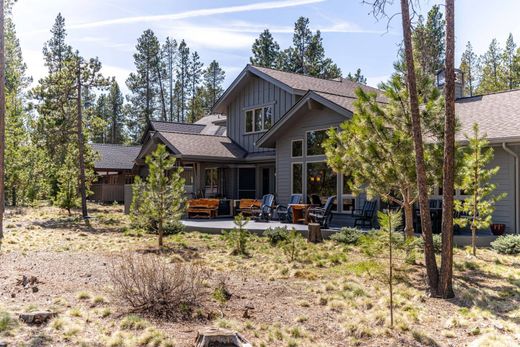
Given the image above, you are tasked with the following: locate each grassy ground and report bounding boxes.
[0,203,519,346]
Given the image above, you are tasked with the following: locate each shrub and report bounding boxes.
[109,253,205,320]
[281,229,306,262]
[491,235,520,255]
[412,234,442,254]
[222,214,251,255]
[263,226,289,245]
[330,227,362,245]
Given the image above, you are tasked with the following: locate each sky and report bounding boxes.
[11,0,520,93]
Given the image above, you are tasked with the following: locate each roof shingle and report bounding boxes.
[92,143,141,170]
[159,132,246,160]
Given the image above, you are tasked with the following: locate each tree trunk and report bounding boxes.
[0,0,4,247]
[156,65,167,121]
[471,224,477,256]
[403,202,414,239]
[158,220,164,248]
[438,0,456,299]
[400,0,439,296]
[389,213,394,328]
[308,223,323,243]
[76,59,89,220]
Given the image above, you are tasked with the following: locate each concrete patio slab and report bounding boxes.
[182,218,308,235]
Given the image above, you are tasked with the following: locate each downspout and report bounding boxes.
[502,143,519,234]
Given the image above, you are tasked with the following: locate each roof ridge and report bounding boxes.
[158,130,228,138]
[151,120,205,126]
[91,143,141,148]
[457,88,520,101]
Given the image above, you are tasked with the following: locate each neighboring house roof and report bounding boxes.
[257,90,354,148]
[150,120,205,134]
[194,114,227,136]
[212,64,385,113]
[155,132,246,161]
[92,143,141,170]
[456,89,520,143]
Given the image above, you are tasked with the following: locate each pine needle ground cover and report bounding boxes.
[0,203,519,346]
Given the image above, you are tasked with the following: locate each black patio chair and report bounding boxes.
[251,194,276,222]
[276,194,303,223]
[353,200,377,228]
[308,195,336,228]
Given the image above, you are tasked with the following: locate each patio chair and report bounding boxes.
[276,194,303,223]
[251,194,276,222]
[308,195,336,228]
[353,200,377,228]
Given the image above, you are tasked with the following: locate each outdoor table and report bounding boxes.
[291,204,311,224]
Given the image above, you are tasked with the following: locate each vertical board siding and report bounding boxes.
[227,75,294,153]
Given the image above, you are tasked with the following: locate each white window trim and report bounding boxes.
[305,128,334,158]
[244,105,274,134]
[291,139,303,158]
[291,162,303,195]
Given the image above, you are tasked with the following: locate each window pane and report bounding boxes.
[182,167,194,185]
[254,108,263,132]
[292,163,302,194]
[343,175,352,194]
[245,110,253,133]
[307,162,337,207]
[263,106,272,130]
[306,130,328,156]
[292,140,303,157]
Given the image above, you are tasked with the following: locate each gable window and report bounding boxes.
[292,140,303,157]
[306,129,329,156]
[245,105,273,133]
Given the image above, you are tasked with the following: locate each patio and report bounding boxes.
[182,218,309,235]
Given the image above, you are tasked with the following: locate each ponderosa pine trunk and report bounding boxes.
[439,0,456,299]
[77,58,89,219]
[158,219,164,248]
[0,0,5,247]
[403,201,414,239]
[400,0,439,296]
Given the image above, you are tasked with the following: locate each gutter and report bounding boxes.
[502,142,519,234]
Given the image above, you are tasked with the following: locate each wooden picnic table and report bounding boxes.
[291,204,313,224]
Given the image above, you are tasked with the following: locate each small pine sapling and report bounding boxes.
[222,214,251,256]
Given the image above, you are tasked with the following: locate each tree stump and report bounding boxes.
[308,223,323,243]
[19,312,57,325]
[195,327,252,347]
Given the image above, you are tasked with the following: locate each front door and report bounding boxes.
[238,168,256,199]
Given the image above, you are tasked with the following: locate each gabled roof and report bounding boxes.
[212,64,385,113]
[257,90,354,148]
[92,143,141,170]
[150,121,205,134]
[456,89,520,143]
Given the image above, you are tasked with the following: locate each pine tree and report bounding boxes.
[324,74,444,238]
[106,79,125,143]
[455,124,506,256]
[93,93,109,143]
[55,145,80,216]
[250,29,280,68]
[126,29,161,132]
[202,60,225,111]
[176,40,190,122]
[292,17,312,75]
[163,37,178,121]
[346,68,367,84]
[478,38,506,93]
[460,41,478,96]
[187,51,203,122]
[42,13,72,73]
[412,5,445,76]
[502,33,518,90]
[130,144,186,248]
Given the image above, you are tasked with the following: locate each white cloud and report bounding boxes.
[68,0,325,30]
[366,75,390,88]
[102,64,133,93]
[171,25,256,50]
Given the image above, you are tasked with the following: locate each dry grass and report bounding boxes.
[0,203,519,346]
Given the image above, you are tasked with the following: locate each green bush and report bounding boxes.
[222,214,251,256]
[412,234,442,254]
[330,227,362,245]
[491,235,520,255]
[281,229,306,262]
[263,226,289,245]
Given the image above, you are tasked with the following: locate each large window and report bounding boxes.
[306,129,328,156]
[342,175,355,212]
[292,163,303,194]
[205,168,219,197]
[307,162,337,207]
[245,105,273,133]
[181,166,194,186]
[292,140,303,157]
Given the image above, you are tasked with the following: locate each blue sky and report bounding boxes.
[12,0,520,92]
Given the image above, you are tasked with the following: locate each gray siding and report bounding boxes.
[275,107,352,207]
[489,146,516,233]
[227,75,294,153]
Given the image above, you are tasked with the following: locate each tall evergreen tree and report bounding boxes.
[106,79,125,143]
[203,60,225,111]
[187,51,203,122]
[126,29,161,133]
[42,13,72,73]
[412,5,445,77]
[176,40,190,122]
[477,38,505,93]
[292,17,312,75]
[346,68,367,84]
[163,37,178,121]
[502,33,518,90]
[250,29,280,68]
[460,41,477,96]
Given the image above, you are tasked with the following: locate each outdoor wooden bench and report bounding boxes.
[187,199,220,219]
[235,199,261,216]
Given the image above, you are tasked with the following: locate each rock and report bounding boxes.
[195,328,251,347]
[243,304,255,318]
[31,287,39,293]
[10,293,15,298]
[19,312,57,325]
[0,340,7,347]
